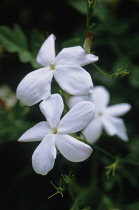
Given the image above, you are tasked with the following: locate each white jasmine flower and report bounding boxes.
[68,86,131,143]
[18,94,95,175]
[16,34,98,106]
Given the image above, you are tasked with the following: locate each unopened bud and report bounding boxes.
[83,31,92,54]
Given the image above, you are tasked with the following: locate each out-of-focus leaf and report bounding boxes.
[122,201,139,210]
[13,24,28,49]
[0,25,39,68]
[0,101,32,143]
[30,28,44,53]
[62,37,82,48]
[69,0,87,14]
[129,67,139,88]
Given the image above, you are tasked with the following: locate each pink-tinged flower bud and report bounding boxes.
[83,32,93,54]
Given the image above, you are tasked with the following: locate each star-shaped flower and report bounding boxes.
[16,34,98,106]
[68,86,131,143]
[18,94,95,175]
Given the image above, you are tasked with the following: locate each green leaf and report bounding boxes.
[19,50,33,63]
[0,26,21,53]
[69,0,87,15]
[0,24,39,68]
[13,24,28,49]
[30,28,44,53]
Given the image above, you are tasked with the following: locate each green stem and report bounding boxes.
[92,63,129,78]
[79,133,114,160]
[120,159,139,166]
[86,0,96,29]
[93,144,114,159]
[92,63,111,77]
[70,187,92,210]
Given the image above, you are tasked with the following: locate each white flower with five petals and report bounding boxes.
[68,86,131,143]
[18,94,95,175]
[16,34,98,106]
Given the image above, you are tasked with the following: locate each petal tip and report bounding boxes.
[88,146,93,155]
[18,137,25,142]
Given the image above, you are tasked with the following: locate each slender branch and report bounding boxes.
[92,63,111,77]
[86,0,96,28]
[120,159,139,166]
[92,63,129,77]
[93,144,114,159]
[78,134,114,159]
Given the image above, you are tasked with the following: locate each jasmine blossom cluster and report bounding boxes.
[17,34,131,175]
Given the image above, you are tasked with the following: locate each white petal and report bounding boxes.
[16,67,53,106]
[90,86,110,110]
[18,121,51,142]
[105,117,128,141]
[58,101,96,134]
[68,95,90,108]
[82,118,102,143]
[54,65,93,95]
[55,46,98,66]
[55,134,93,162]
[36,34,56,66]
[39,94,64,128]
[102,117,117,136]
[32,134,56,175]
[106,103,131,117]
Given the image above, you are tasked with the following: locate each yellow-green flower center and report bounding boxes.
[98,112,103,116]
[51,128,57,134]
[50,64,55,70]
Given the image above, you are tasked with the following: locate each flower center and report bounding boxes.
[51,128,57,134]
[49,64,55,70]
[98,112,103,117]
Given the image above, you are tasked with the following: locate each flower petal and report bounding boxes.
[55,134,93,162]
[102,117,117,136]
[32,134,56,175]
[82,118,102,143]
[104,116,128,141]
[55,46,98,66]
[90,86,110,110]
[18,121,51,142]
[16,67,53,106]
[39,94,64,128]
[68,95,90,108]
[58,101,95,134]
[106,103,131,117]
[36,34,56,66]
[54,65,93,95]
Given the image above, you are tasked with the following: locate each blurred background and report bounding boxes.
[0,0,139,209]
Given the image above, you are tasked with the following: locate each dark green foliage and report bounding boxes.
[0,25,41,68]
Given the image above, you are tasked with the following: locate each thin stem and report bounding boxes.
[86,0,96,29]
[120,159,139,166]
[92,63,111,77]
[80,133,114,159]
[93,144,139,166]
[93,144,114,159]
[92,63,129,78]
[70,187,92,210]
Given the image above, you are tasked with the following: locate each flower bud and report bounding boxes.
[83,31,92,54]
